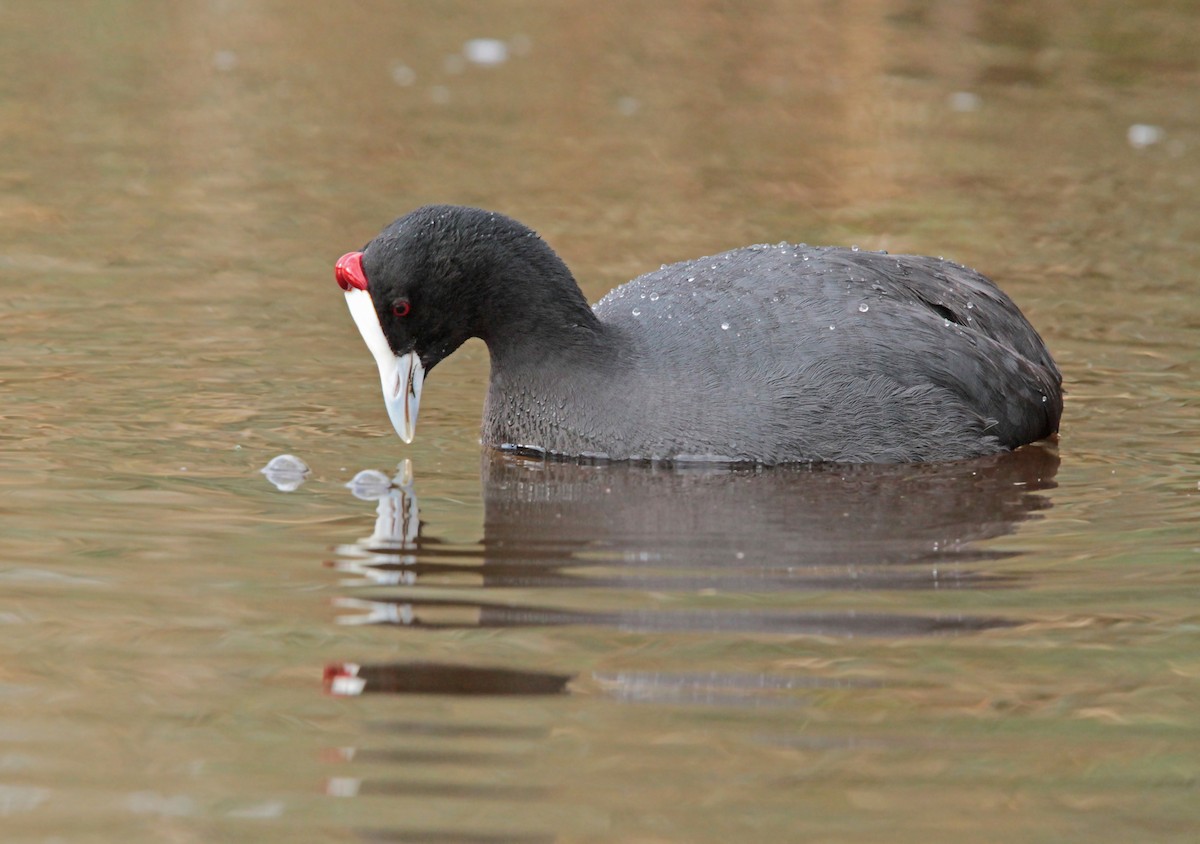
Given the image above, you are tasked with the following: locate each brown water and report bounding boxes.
[2,2,1198,842]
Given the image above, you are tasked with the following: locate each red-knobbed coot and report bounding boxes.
[335,205,1061,463]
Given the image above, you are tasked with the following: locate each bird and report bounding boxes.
[334,204,1061,464]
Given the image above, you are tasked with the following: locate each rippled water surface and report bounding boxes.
[2,2,1198,842]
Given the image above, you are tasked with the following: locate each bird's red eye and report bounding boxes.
[392,300,411,318]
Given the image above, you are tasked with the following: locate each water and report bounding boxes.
[2,2,1198,842]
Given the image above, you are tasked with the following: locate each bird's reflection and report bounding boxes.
[326,445,1059,693]
[340,461,419,549]
[482,445,1058,563]
[330,447,1060,598]
[321,448,1059,840]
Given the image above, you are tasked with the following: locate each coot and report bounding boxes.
[335,205,1061,463]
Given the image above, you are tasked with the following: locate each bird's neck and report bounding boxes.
[477,259,606,369]
[480,292,634,456]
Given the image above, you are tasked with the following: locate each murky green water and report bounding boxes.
[2,2,1197,841]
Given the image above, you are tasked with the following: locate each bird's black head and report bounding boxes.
[357,204,576,372]
[333,205,599,444]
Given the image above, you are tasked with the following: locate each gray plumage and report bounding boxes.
[358,205,1062,464]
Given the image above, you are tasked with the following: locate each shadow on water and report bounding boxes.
[319,447,1057,841]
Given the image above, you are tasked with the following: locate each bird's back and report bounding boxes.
[590,244,1061,463]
